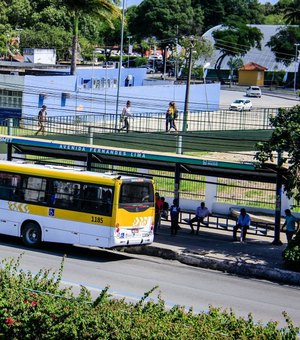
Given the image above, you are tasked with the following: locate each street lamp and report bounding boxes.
[182,37,195,132]
[203,62,210,84]
[114,0,125,132]
[294,43,300,95]
[203,62,210,111]
[127,36,132,68]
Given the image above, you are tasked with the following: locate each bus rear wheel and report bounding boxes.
[22,223,41,247]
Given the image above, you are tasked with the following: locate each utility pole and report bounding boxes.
[273,150,283,245]
[183,38,194,132]
[294,43,300,95]
[127,36,132,68]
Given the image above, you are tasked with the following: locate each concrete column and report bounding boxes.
[205,176,217,212]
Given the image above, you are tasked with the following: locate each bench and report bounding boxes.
[164,209,273,237]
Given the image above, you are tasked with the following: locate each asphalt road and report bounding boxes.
[0,237,299,329]
[219,88,299,109]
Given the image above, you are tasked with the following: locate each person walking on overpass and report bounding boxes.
[119,100,132,133]
[35,105,47,135]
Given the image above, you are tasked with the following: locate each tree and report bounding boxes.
[178,36,213,76]
[255,105,300,201]
[267,26,300,89]
[62,0,120,75]
[227,57,243,87]
[20,26,72,61]
[128,0,204,42]
[192,0,264,32]
[283,0,300,24]
[212,19,263,83]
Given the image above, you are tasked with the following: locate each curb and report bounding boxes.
[123,245,300,286]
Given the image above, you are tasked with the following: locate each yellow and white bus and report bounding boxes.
[0,160,155,248]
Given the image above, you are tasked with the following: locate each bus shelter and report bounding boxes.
[0,135,282,244]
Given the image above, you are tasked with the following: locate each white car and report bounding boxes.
[148,54,163,61]
[246,86,261,98]
[229,99,253,111]
[146,66,155,74]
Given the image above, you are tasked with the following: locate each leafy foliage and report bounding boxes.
[282,0,300,24]
[128,0,204,42]
[0,255,299,339]
[266,26,300,89]
[256,105,300,201]
[194,0,265,31]
[283,230,300,270]
[212,19,263,83]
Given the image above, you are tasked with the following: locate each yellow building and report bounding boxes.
[238,62,267,86]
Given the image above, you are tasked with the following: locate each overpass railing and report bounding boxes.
[0,107,279,136]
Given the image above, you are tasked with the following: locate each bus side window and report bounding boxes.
[23,177,47,203]
[0,178,12,200]
[72,183,81,209]
[102,188,113,215]
[83,186,99,211]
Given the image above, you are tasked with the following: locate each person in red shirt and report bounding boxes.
[154,192,163,234]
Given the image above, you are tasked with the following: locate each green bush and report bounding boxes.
[0,255,299,339]
[283,231,300,271]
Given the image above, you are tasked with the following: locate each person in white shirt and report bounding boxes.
[119,100,132,133]
[35,105,47,135]
[189,202,211,235]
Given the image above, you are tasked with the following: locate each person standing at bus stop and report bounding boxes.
[170,198,180,236]
[119,100,132,133]
[281,209,298,244]
[35,105,47,136]
[154,192,163,235]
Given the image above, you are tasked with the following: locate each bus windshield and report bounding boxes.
[119,181,154,207]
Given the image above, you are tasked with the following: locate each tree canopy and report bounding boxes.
[128,0,204,43]
[212,19,263,82]
[267,26,300,88]
[256,105,300,201]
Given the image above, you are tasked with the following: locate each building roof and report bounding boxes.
[239,62,268,71]
[201,24,297,72]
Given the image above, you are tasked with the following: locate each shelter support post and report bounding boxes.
[174,163,181,202]
[273,152,283,245]
[7,143,12,161]
[86,153,92,171]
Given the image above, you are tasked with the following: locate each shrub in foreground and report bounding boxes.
[283,231,300,271]
[0,255,299,339]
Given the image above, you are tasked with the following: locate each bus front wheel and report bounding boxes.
[22,223,41,247]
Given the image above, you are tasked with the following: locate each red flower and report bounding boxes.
[31,301,38,307]
[5,317,15,326]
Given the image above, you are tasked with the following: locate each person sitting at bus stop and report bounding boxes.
[160,197,169,220]
[188,202,211,235]
[233,208,251,242]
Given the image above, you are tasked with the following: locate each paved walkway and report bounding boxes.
[124,222,300,286]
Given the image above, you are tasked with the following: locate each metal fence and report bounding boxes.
[0,108,279,211]
[0,107,279,136]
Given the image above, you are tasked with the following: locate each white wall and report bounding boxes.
[22,71,221,117]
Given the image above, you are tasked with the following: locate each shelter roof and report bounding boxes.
[0,135,278,183]
[239,62,268,71]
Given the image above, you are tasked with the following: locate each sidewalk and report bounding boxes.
[124,222,300,286]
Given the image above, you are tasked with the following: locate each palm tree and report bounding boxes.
[283,0,300,25]
[63,0,120,75]
[227,57,243,87]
